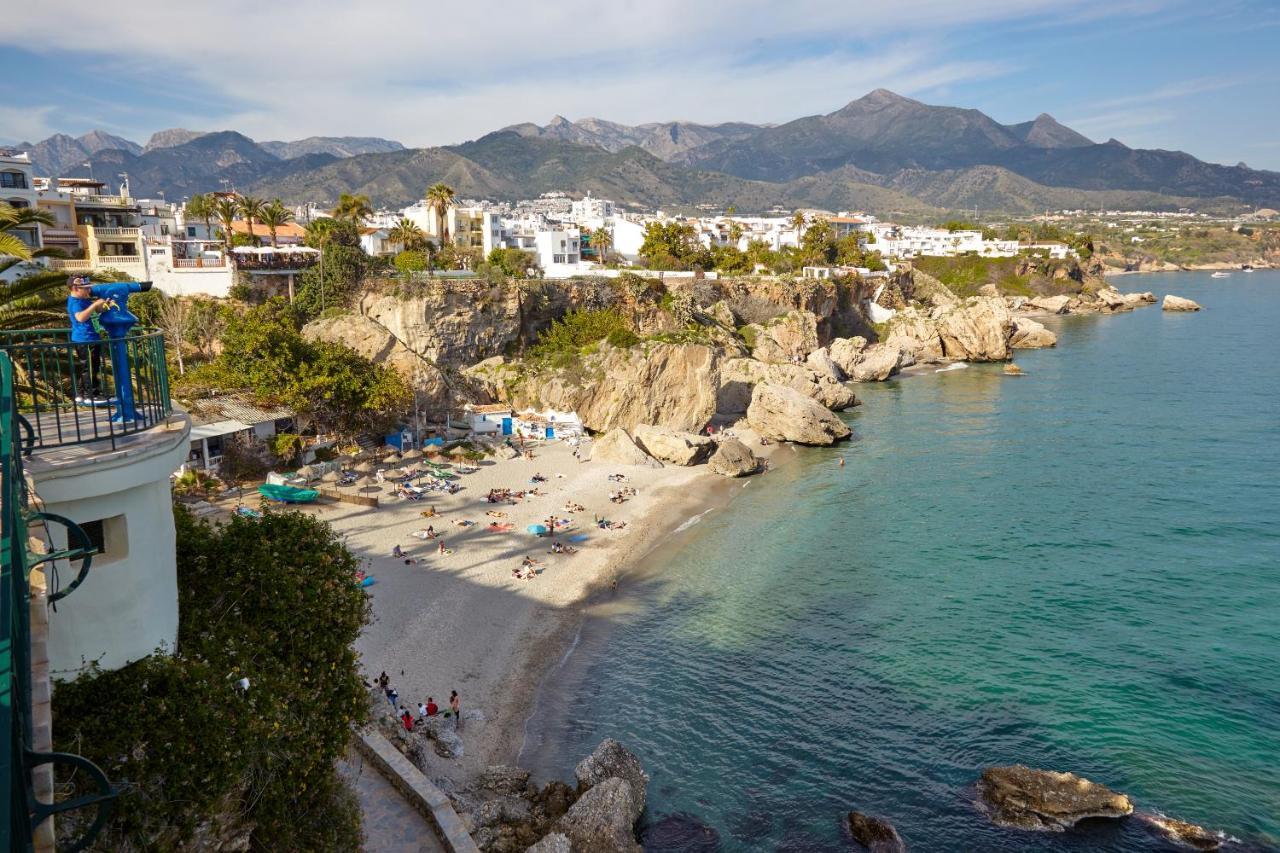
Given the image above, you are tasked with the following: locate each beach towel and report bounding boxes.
[360,576,376,587]
[568,534,589,543]
[486,523,515,533]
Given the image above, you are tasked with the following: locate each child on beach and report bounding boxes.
[450,690,461,727]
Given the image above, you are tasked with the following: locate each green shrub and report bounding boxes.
[529,309,633,367]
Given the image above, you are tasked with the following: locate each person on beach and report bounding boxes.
[401,707,415,731]
[386,685,399,707]
[378,671,390,692]
[437,538,446,554]
[450,690,461,727]
[425,697,438,716]
[392,544,405,559]
[417,702,428,722]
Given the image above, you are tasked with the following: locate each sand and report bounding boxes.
[302,438,736,784]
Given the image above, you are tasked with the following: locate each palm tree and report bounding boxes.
[590,227,613,264]
[790,211,807,235]
[238,195,266,246]
[425,183,456,246]
[258,199,294,249]
[388,218,426,252]
[213,197,240,253]
[185,193,214,240]
[0,203,67,331]
[332,193,373,224]
[728,221,745,246]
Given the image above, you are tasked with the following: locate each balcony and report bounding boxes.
[0,328,173,452]
[172,257,226,269]
[70,194,132,207]
[47,259,91,272]
[95,255,145,267]
[87,226,140,239]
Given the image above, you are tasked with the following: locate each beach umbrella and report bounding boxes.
[356,475,379,493]
[353,460,375,474]
[526,524,548,536]
[382,453,401,465]
[401,448,423,462]
[448,446,470,459]
[321,470,340,483]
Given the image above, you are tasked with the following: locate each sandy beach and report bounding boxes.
[288,437,749,785]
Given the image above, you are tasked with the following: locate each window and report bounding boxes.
[187,226,197,237]
[0,171,28,189]
[74,514,128,564]
[161,224,170,235]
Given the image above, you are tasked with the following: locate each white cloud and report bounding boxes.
[1,0,1160,145]
[0,104,58,144]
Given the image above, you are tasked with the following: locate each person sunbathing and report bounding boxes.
[486,510,507,518]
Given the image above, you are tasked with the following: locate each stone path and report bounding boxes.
[339,749,445,853]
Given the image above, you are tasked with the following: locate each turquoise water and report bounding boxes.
[525,271,1280,851]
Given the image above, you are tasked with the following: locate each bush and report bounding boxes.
[53,507,371,850]
[529,309,633,368]
[394,250,431,273]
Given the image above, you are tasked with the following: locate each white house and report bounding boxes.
[466,403,514,436]
[182,394,295,473]
[535,226,588,277]
[514,409,583,440]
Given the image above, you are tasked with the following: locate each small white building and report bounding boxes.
[182,394,295,472]
[466,403,514,436]
[514,409,583,440]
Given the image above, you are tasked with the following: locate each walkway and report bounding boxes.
[338,748,446,853]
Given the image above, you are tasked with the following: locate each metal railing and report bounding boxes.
[232,254,318,271]
[1,353,116,851]
[46,260,91,272]
[0,329,172,451]
[85,227,139,238]
[172,257,225,269]
[94,256,145,266]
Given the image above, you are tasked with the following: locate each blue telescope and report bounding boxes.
[88,280,152,423]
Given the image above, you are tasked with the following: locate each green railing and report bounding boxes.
[1,353,116,851]
[0,328,172,451]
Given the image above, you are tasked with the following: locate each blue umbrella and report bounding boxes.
[527,524,548,535]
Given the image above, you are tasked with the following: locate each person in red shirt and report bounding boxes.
[400,708,414,731]
[425,697,439,716]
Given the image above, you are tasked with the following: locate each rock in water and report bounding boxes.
[592,429,661,467]
[719,358,858,412]
[976,765,1133,831]
[1163,294,1202,312]
[935,297,1014,361]
[1135,813,1224,851]
[747,383,852,446]
[805,346,844,381]
[707,438,760,477]
[1003,363,1024,376]
[555,777,641,853]
[632,425,714,466]
[846,811,908,852]
[849,343,906,382]
[1026,295,1071,314]
[827,336,869,375]
[641,812,721,852]
[574,738,649,819]
[1010,317,1058,349]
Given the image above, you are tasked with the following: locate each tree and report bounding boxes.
[0,203,66,330]
[259,199,294,249]
[53,507,370,850]
[638,221,709,270]
[799,217,836,265]
[425,183,456,245]
[154,292,190,375]
[304,217,360,249]
[728,221,745,245]
[238,195,266,246]
[387,218,426,252]
[213,196,240,253]
[590,227,613,264]
[790,211,808,235]
[486,247,539,279]
[332,192,372,224]
[183,193,213,239]
[394,250,431,273]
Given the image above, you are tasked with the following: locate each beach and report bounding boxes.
[301,437,758,785]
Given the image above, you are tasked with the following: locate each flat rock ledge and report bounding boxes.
[976,765,1133,831]
[1163,294,1203,312]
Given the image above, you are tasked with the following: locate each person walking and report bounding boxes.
[450,690,461,728]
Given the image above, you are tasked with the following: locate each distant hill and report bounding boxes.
[144,128,208,152]
[502,116,762,160]
[258,136,405,160]
[21,131,142,176]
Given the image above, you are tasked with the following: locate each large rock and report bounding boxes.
[883,309,945,363]
[742,310,820,364]
[706,438,760,477]
[1026,295,1071,314]
[1163,294,1202,312]
[976,765,1133,831]
[828,336,868,376]
[554,777,640,853]
[1010,317,1058,349]
[304,312,450,407]
[526,832,571,853]
[805,346,843,381]
[846,811,908,852]
[746,383,851,446]
[514,342,720,433]
[935,297,1014,361]
[574,738,649,818]
[632,425,713,466]
[719,358,858,413]
[591,429,660,468]
[848,343,906,382]
[418,714,464,759]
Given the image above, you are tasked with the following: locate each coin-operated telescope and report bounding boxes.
[87,280,153,423]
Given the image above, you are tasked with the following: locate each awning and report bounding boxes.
[189,420,253,442]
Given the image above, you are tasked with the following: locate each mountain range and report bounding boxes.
[12,90,1278,214]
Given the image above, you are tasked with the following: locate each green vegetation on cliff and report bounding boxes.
[53,508,370,851]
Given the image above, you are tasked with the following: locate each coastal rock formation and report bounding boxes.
[747,383,851,445]
[846,811,908,852]
[742,310,821,363]
[1010,317,1058,349]
[935,297,1014,361]
[976,765,1133,831]
[1026,294,1071,314]
[554,777,640,853]
[525,832,571,853]
[883,309,945,363]
[418,714,465,759]
[303,312,452,408]
[574,738,649,817]
[632,425,714,466]
[1077,286,1157,314]
[805,346,844,381]
[1163,294,1203,312]
[849,343,908,381]
[828,336,868,374]
[590,429,661,468]
[707,438,760,477]
[1135,812,1223,851]
[905,268,960,308]
[1003,363,1024,376]
[719,358,858,413]
[978,283,1001,298]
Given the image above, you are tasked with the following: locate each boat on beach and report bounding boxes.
[1211,271,1231,278]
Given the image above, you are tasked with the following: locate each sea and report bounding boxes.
[522,271,1280,852]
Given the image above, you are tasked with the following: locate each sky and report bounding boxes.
[1,0,1278,170]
